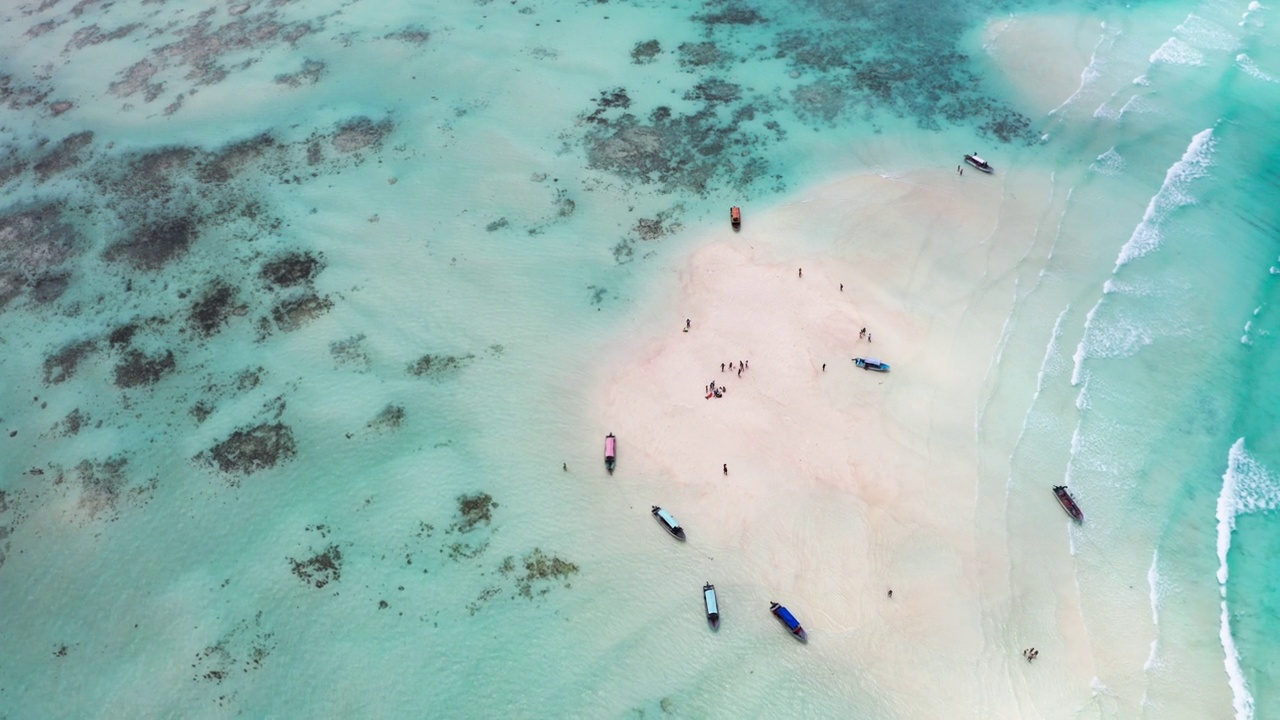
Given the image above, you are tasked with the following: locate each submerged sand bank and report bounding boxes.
[591,168,1113,716]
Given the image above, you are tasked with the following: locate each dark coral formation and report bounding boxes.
[261,251,324,288]
[43,339,97,385]
[113,348,175,388]
[331,116,394,154]
[329,334,370,371]
[384,27,431,44]
[631,40,661,64]
[366,404,405,432]
[452,493,497,534]
[502,548,579,599]
[290,544,343,588]
[189,279,239,338]
[201,422,297,477]
[34,131,94,181]
[270,292,333,332]
[0,203,79,276]
[406,353,473,379]
[103,217,198,270]
[274,59,326,88]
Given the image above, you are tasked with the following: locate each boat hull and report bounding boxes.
[604,433,616,473]
[770,602,806,641]
[964,155,994,174]
[652,506,686,540]
[704,583,719,627]
[1053,486,1084,522]
[853,357,890,372]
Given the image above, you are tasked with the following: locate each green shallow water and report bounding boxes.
[0,0,1279,717]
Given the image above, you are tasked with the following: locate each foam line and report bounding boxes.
[1114,128,1216,269]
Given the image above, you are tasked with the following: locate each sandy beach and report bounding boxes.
[590,167,1122,716]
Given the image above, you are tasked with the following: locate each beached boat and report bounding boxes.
[1053,485,1084,523]
[651,505,686,540]
[853,357,890,372]
[769,601,806,640]
[704,582,719,628]
[605,433,617,473]
[730,206,741,229]
[964,154,994,174]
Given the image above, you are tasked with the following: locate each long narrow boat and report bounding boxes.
[730,206,741,230]
[1053,485,1084,523]
[769,601,806,641]
[704,582,719,628]
[604,433,617,473]
[651,505,686,540]
[964,154,994,174]
[853,357,890,372]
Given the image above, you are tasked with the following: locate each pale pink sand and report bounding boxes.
[591,169,1114,716]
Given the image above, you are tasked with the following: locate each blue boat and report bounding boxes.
[704,582,719,628]
[853,357,890,372]
[651,505,686,540]
[770,601,806,640]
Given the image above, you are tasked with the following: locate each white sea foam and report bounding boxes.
[1033,308,1070,401]
[1176,15,1240,51]
[1114,128,1216,269]
[1235,53,1278,82]
[1147,547,1161,626]
[1118,94,1156,116]
[1214,439,1280,719]
[1048,24,1121,116]
[1149,37,1206,66]
[1090,147,1124,175]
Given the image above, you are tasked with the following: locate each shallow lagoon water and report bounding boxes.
[1,0,1279,717]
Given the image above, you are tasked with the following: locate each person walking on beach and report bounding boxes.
[738,367,743,378]
[721,362,725,372]
[723,463,728,475]
[686,318,691,330]
[860,327,866,338]
[822,363,826,371]
[798,268,802,278]
[840,283,843,291]
[744,360,749,369]
[868,333,872,343]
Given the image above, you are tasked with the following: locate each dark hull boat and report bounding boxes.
[1053,485,1084,523]
[964,154,994,174]
[704,582,719,628]
[730,206,741,230]
[770,601,806,641]
[604,433,617,473]
[853,357,890,372]
[652,505,686,540]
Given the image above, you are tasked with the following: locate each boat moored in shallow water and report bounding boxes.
[704,582,719,628]
[770,601,806,640]
[853,357,890,372]
[1053,485,1084,522]
[964,154,994,174]
[652,505,686,540]
[730,206,741,229]
[605,433,616,473]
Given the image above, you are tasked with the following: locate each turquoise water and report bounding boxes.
[1,0,1278,717]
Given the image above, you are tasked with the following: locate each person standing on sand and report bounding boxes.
[840,283,843,291]
[822,363,826,371]
[860,327,866,338]
[738,367,743,378]
[868,333,872,343]
[745,360,749,369]
[723,464,728,475]
[686,318,691,330]
[798,268,802,278]
[721,362,725,372]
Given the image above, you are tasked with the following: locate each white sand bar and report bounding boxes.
[594,168,1116,716]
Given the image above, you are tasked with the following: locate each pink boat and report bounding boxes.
[605,433,616,473]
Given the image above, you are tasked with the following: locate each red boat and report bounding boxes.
[730,206,741,229]
[1053,485,1083,522]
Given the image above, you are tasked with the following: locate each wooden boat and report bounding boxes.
[770,601,806,640]
[964,154,994,174]
[730,206,741,229]
[853,357,890,372]
[704,582,719,628]
[1053,485,1084,523]
[651,505,686,540]
[604,433,616,473]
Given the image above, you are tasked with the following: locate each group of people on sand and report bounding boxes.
[1022,647,1040,662]
[721,359,749,378]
